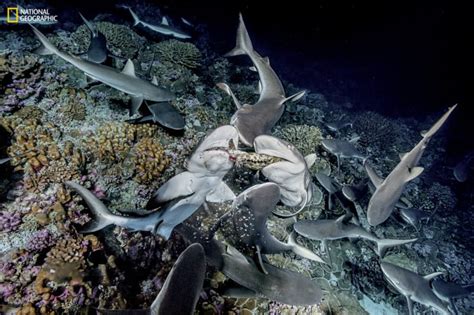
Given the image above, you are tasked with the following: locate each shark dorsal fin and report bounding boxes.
[304,153,317,168]
[151,76,158,85]
[162,16,169,25]
[122,59,136,77]
[405,166,424,182]
[424,271,444,281]
[399,152,408,160]
[335,214,346,224]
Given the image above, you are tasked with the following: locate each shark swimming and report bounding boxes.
[216,182,326,273]
[221,245,323,306]
[366,105,457,226]
[294,214,417,257]
[128,8,191,39]
[380,261,451,315]
[67,125,238,240]
[253,135,316,212]
[97,243,206,315]
[431,278,474,315]
[315,172,341,210]
[325,120,353,133]
[397,207,430,231]
[30,25,175,116]
[453,150,474,183]
[217,14,306,146]
[321,138,368,171]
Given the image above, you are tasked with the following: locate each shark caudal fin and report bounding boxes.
[224,13,254,57]
[30,24,59,55]
[128,8,141,26]
[376,237,417,257]
[422,104,458,140]
[288,231,327,264]
[65,181,115,233]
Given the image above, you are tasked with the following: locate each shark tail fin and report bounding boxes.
[224,13,253,57]
[376,238,417,257]
[422,104,458,140]
[128,8,141,26]
[288,231,327,264]
[30,24,59,55]
[65,181,115,233]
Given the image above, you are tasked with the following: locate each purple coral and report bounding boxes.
[0,210,21,232]
[25,229,55,252]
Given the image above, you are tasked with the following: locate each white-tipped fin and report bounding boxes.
[424,271,445,281]
[128,8,141,26]
[161,16,169,26]
[151,76,158,85]
[364,161,384,188]
[288,232,327,264]
[284,90,306,103]
[122,59,136,76]
[405,166,424,182]
[65,181,115,233]
[249,66,257,72]
[216,83,242,109]
[376,238,417,257]
[130,96,143,116]
[304,153,317,168]
[422,104,458,140]
[224,13,253,57]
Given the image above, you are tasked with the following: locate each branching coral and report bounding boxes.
[273,124,323,156]
[154,40,201,69]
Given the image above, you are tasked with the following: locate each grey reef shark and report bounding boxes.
[220,245,323,306]
[77,12,125,64]
[321,138,368,171]
[97,243,206,315]
[128,8,191,39]
[381,261,452,315]
[217,14,306,147]
[67,125,238,240]
[294,214,417,257]
[431,278,474,315]
[366,104,457,226]
[253,135,317,214]
[30,25,175,117]
[215,182,326,274]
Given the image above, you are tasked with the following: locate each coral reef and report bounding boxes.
[154,40,201,69]
[273,124,323,156]
[132,137,170,184]
[352,111,402,151]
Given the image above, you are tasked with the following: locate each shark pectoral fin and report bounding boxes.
[216,83,242,109]
[406,296,414,315]
[288,232,326,264]
[406,166,424,182]
[262,56,270,65]
[364,161,384,188]
[161,16,169,26]
[206,182,235,203]
[130,95,144,116]
[255,245,269,274]
[424,271,445,281]
[284,90,306,103]
[304,153,317,168]
[122,59,136,77]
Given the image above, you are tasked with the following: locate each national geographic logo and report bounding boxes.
[6,7,18,23]
[4,6,58,24]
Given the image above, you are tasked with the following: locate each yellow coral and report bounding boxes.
[133,137,169,184]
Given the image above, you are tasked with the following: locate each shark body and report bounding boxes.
[381,261,451,315]
[97,243,206,315]
[129,8,191,39]
[253,135,316,211]
[367,105,457,226]
[321,139,368,171]
[218,14,306,146]
[30,25,175,115]
[294,215,417,257]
